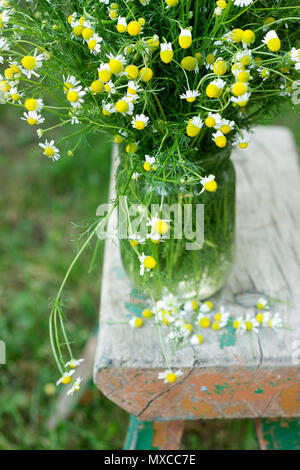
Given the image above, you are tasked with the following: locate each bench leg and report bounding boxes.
[255,418,300,450]
[124,415,184,450]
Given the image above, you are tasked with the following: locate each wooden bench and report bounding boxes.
[94,126,300,450]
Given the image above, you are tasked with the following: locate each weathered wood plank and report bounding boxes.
[94,126,300,420]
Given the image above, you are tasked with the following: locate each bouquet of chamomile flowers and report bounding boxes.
[1,0,299,394]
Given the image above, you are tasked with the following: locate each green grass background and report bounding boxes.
[0,103,299,450]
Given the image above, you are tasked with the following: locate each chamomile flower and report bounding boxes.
[186,116,203,137]
[8,86,22,103]
[235,49,252,67]
[234,134,250,149]
[143,154,156,171]
[180,89,200,103]
[66,86,86,108]
[216,118,235,134]
[115,96,134,115]
[98,63,112,83]
[21,49,44,78]
[128,233,145,246]
[126,81,141,97]
[204,112,222,128]
[56,369,75,386]
[183,300,199,313]
[89,79,104,94]
[147,215,170,235]
[0,9,10,29]
[131,172,141,181]
[138,252,157,276]
[129,316,144,328]
[107,53,126,75]
[200,301,214,313]
[116,17,127,33]
[67,377,83,396]
[231,92,251,107]
[206,78,226,98]
[263,30,281,52]
[178,28,192,49]
[257,67,270,81]
[158,369,183,384]
[87,34,102,55]
[212,130,227,148]
[147,232,166,244]
[191,334,204,345]
[64,358,84,368]
[102,101,116,115]
[212,307,230,330]
[63,75,80,94]
[264,312,283,330]
[39,140,60,161]
[160,42,174,64]
[197,313,211,328]
[21,111,45,126]
[132,114,149,130]
[238,314,260,334]
[200,175,218,193]
[104,80,116,95]
[157,294,178,312]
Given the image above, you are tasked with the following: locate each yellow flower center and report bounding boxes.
[27,118,38,125]
[191,300,198,310]
[232,81,247,97]
[135,120,145,130]
[22,56,37,70]
[160,50,174,64]
[267,37,281,52]
[166,0,179,6]
[213,60,228,76]
[179,34,192,49]
[212,322,220,330]
[44,146,54,157]
[61,375,72,385]
[245,321,253,331]
[215,313,222,322]
[206,84,222,98]
[195,334,204,344]
[25,98,38,111]
[199,317,210,328]
[91,80,104,93]
[215,135,227,148]
[238,142,248,149]
[237,71,250,82]
[186,96,196,103]
[127,21,141,36]
[186,120,201,137]
[73,25,84,37]
[139,67,153,82]
[82,28,94,40]
[143,161,152,172]
[143,309,153,319]
[220,124,231,134]
[144,256,157,270]
[205,116,215,128]
[114,134,124,144]
[231,29,244,43]
[129,239,139,247]
[204,180,217,192]
[115,100,129,113]
[181,56,197,71]
[11,93,20,102]
[135,317,143,328]
[153,220,169,235]
[109,58,123,74]
[88,39,97,50]
[98,69,112,83]
[233,320,240,329]
[166,373,177,383]
[242,30,255,44]
[126,143,138,153]
[125,65,139,79]
[67,90,79,102]
[240,55,251,66]
[256,313,264,324]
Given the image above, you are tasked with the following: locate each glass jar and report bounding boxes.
[118,148,236,300]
